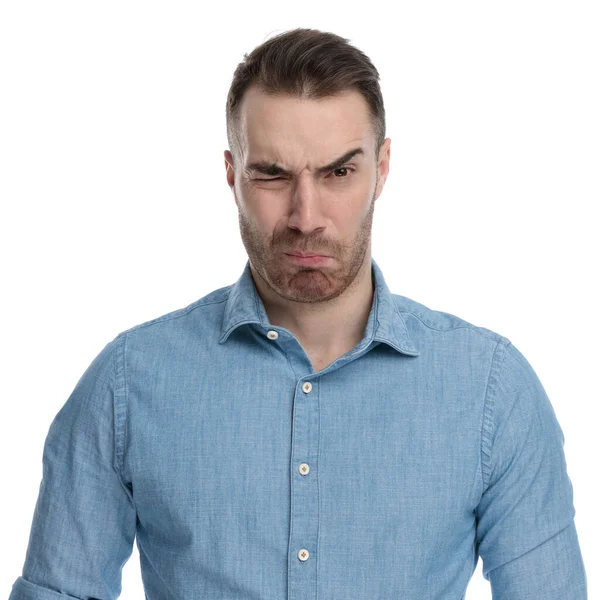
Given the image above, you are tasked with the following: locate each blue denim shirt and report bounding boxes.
[10,258,587,600]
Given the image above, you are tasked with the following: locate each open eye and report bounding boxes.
[331,166,355,178]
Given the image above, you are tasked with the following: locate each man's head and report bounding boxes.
[224,28,391,306]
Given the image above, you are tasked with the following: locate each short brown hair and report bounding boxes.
[225,28,386,161]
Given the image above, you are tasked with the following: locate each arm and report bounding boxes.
[9,333,136,600]
[476,340,587,599]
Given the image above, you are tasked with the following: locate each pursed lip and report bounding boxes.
[286,251,329,258]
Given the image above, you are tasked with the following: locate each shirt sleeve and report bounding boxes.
[476,340,588,599]
[9,333,137,600]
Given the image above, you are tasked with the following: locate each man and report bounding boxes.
[9,28,587,600]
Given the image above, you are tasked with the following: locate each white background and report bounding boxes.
[1,2,598,598]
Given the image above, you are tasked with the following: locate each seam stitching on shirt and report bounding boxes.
[113,332,129,488]
[123,332,129,482]
[316,382,322,600]
[121,294,230,335]
[111,337,119,477]
[398,308,503,342]
[481,339,510,492]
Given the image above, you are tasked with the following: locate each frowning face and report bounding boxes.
[224,85,390,304]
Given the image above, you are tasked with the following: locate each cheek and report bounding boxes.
[240,193,285,235]
[329,183,372,218]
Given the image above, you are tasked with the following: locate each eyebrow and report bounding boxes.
[245,147,364,177]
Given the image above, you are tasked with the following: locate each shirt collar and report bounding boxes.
[218,257,420,357]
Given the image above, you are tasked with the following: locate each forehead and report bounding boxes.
[236,86,375,165]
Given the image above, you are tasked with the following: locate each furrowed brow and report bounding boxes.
[316,147,364,174]
[244,162,294,177]
[245,147,364,177]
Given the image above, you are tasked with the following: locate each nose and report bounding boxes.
[287,173,326,235]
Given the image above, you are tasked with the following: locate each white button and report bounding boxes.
[302,382,312,393]
[298,463,310,475]
[266,330,278,340]
[298,548,310,561]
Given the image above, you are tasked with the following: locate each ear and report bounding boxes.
[374,138,391,201]
[224,149,235,190]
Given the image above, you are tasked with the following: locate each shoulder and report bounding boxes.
[392,292,511,349]
[113,284,233,343]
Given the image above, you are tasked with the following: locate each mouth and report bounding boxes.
[286,251,329,258]
[284,253,332,266]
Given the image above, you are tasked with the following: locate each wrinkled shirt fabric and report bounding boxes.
[9,258,587,599]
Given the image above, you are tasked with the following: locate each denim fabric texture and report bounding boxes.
[9,258,587,599]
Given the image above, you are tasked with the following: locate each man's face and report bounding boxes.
[224,86,390,305]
